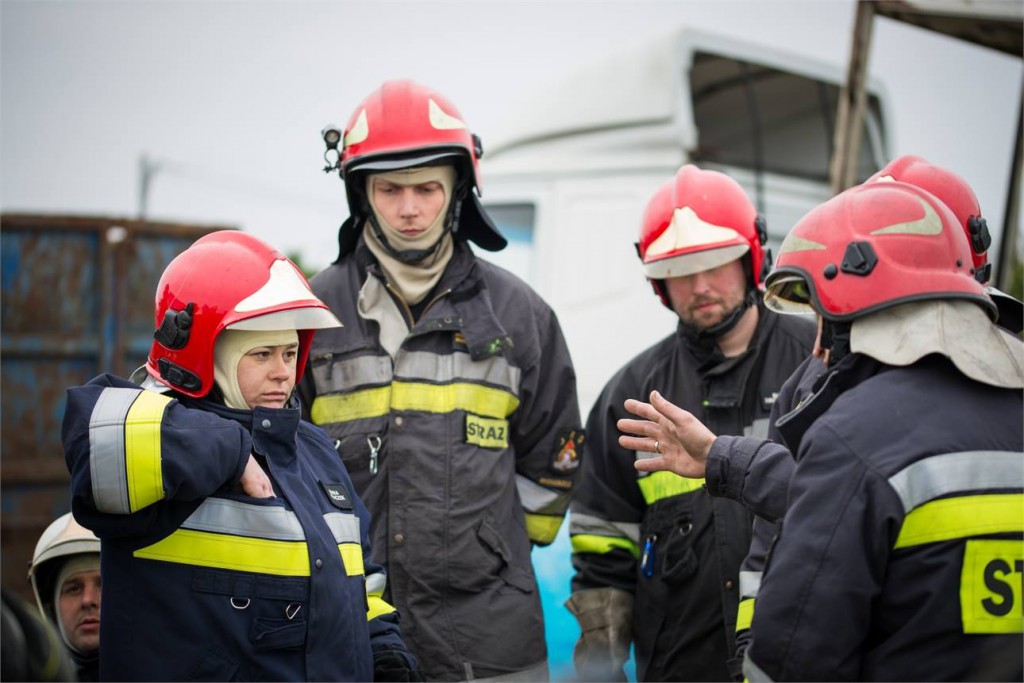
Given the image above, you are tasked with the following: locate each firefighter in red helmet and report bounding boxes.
[621,180,1023,681]
[301,80,583,681]
[565,164,815,681]
[62,230,419,682]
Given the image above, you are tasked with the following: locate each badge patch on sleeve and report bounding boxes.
[320,482,355,511]
[551,430,584,473]
[465,415,509,449]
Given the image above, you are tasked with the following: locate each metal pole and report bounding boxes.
[830,0,876,195]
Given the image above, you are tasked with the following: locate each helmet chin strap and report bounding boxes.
[819,318,852,366]
[362,184,464,265]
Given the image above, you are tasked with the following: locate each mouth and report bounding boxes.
[78,618,100,632]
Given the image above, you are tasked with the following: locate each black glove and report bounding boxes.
[373,649,425,682]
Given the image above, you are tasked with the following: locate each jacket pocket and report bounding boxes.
[450,515,535,594]
[250,617,307,650]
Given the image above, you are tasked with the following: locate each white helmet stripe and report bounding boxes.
[235,260,319,313]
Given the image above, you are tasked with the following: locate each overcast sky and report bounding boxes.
[2,0,1021,273]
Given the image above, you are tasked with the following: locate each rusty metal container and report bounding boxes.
[1,214,228,602]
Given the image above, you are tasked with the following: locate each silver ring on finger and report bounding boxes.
[654,439,660,454]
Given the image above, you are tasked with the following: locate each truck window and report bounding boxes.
[474,202,537,284]
[689,51,886,184]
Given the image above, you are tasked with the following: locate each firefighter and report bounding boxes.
[565,164,816,681]
[62,231,420,682]
[27,512,101,681]
[300,79,583,681]
[623,180,1024,680]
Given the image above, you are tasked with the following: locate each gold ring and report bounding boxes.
[654,440,660,454]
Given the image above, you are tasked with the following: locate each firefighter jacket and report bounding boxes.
[62,373,411,682]
[569,304,815,681]
[298,238,583,680]
[743,353,1024,681]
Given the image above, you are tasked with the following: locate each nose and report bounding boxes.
[269,354,293,381]
[398,188,419,216]
[82,583,101,608]
[689,271,712,294]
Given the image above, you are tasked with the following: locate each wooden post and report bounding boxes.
[830,0,876,195]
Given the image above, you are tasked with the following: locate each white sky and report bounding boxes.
[2,0,1022,273]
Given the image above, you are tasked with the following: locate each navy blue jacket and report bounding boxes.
[63,374,410,682]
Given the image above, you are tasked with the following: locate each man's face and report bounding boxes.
[664,259,748,332]
[58,570,101,654]
[370,176,447,236]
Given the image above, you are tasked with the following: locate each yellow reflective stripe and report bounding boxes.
[895,494,1024,549]
[525,513,563,545]
[736,597,755,632]
[311,386,391,424]
[391,382,519,418]
[134,529,310,576]
[125,390,171,512]
[570,533,640,559]
[637,472,705,505]
[368,595,397,621]
[960,539,1024,633]
[339,542,364,577]
[310,381,520,425]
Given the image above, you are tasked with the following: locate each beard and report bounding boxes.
[678,294,746,335]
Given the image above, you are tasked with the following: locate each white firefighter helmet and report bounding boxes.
[28,512,100,620]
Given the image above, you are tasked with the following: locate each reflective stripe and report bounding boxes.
[390,382,519,417]
[123,390,171,511]
[89,388,171,514]
[516,475,567,515]
[744,418,770,440]
[736,597,755,631]
[366,572,387,598]
[312,354,392,393]
[525,513,563,545]
[368,595,397,621]
[323,512,361,544]
[637,471,705,505]
[134,528,310,576]
[323,511,364,577]
[182,497,305,539]
[395,351,521,395]
[569,512,640,545]
[895,494,1024,549]
[744,653,776,682]
[339,544,364,577]
[888,451,1024,513]
[570,533,640,559]
[739,570,762,600]
[311,381,519,424]
[89,388,137,513]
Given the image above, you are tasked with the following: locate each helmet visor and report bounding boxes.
[764,274,814,315]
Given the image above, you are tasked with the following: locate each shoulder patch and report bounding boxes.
[552,430,584,473]
[320,481,354,511]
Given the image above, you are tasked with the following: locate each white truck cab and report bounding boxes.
[477,27,890,415]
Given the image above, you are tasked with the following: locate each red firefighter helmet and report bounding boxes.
[637,165,768,305]
[145,231,341,397]
[868,154,990,279]
[764,181,994,322]
[324,79,505,256]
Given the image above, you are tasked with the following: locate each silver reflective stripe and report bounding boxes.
[365,571,387,597]
[569,511,641,545]
[744,418,771,439]
[323,511,361,544]
[888,451,1024,513]
[395,350,521,395]
[182,498,305,540]
[89,388,139,514]
[516,474,567,515]
[312,354,392,393]
[739,570,762,599]
[743,653,776,682]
